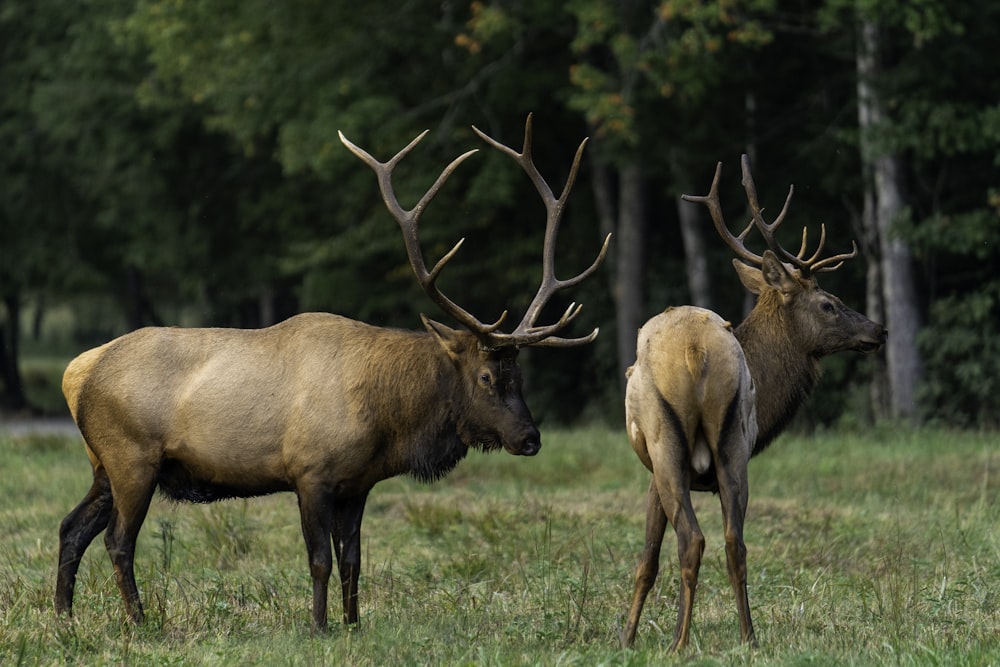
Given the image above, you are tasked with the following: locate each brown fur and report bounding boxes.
[56,118,606,633]
[55,312,539,631]
[623,252,886,651]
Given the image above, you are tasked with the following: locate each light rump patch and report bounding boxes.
[622,155,885,653]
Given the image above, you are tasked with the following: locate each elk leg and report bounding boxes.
[715,457,756,646]
[103,471,156,624]
[331,493,368,627]
[641,430,704,653]
[55,468,114,616]
[623,478,667,647]
[297,485,334,633]
[667,488,704,653]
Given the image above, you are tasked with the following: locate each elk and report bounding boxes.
[623,155,886,652]
[55,115,610,632]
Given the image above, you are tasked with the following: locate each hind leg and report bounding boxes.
[713,445,756,646]
[55,467,114,616]
[643,416,704,652]
[103,469,158,624]
[623,409,704,652]
[666,484,705,652]
[623,478,668,647]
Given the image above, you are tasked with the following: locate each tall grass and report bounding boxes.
[0,426,996,665]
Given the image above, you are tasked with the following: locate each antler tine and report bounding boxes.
[798,224,823,264]
[740,154,859,276]
[682,161,764,266]
[338,130,507,335]
[811,238,859,273]
[471,113,610,348]
[739,154,803,268]
[688,153,861,277]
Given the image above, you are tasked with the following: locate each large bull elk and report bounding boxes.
[623,155,886,651]
[55,115,609,632]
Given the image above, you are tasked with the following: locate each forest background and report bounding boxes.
[2,0,998,429]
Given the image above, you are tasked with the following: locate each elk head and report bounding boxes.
[340,114,611,457]
[683,155,887,361]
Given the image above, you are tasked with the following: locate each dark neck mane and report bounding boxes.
[358,330,471,482]
[734,298,821,457]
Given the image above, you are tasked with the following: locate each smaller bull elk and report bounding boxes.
[55,114,609,631]
[623,155,886,651]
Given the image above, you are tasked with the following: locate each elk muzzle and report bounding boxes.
[854,322,888,354]
[503,423,541,456]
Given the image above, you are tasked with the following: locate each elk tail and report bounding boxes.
[685,344,714,475]
[685,344,711,405]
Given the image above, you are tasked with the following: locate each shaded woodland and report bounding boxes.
[2,1,998,427]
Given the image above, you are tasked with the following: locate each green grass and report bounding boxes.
[1,426,997,665]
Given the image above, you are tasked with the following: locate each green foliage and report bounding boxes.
[563,0,774,154]
[1,427,998,664]
[3,0,1000,426]
[918,287,1000,427]
[908,205,1000,428]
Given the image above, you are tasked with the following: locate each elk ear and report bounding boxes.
[759,250,801,296]
[421,314,468,362]
[732,259,765,295]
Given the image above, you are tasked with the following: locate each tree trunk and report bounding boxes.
[675,195,712,309]
[874,153,921,423]
[859,180,890,420]
[258,284,276,328]
[614,163,646,387]
[0,293,29,412]
[856,18,922,423]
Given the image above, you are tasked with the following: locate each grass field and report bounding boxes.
[0,425,997,665]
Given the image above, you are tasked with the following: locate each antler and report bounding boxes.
[339,115,609,348]
[472,114,611,347]
[338,129,508,336]
[682,154,857,276]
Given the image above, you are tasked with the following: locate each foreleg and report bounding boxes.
[331,493,369,626]
[667,486,704,652]
[297,484,335,633]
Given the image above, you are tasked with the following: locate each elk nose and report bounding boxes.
[519,427,541,457]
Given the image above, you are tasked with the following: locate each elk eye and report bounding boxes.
[821,301,835,314]
[478,371,493,387]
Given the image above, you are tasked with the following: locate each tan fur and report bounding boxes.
[622,257,885,653]
[624,250,885,655]
[55,312,543,631]
[624,306,757,652]
[626,307,754,477]
[624,157,888,653]
[55,118,607,634]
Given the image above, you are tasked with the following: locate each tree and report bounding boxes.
[123,0,621,420]
[822,0,1000,424]
[6,0,996,425]
[855,14,921,424]
[0,0,86,411]
[561,0,774,386]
